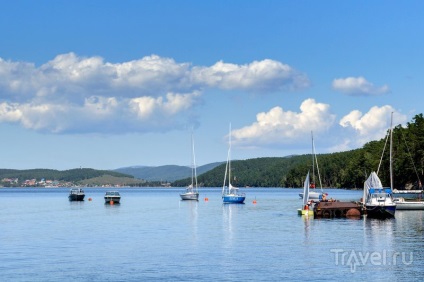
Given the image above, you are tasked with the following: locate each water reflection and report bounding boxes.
[179,200,199,245]
[362,213,423,278]
[69,200,85,210]
[302,215,313,243]
[363,217,396,251]
[222,204,244,248]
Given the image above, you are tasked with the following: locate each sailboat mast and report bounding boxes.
[390,112,393,191]
[192,132,198,190]
[229,123,232,186]
[222,124,231,194]
[311,131,315,184]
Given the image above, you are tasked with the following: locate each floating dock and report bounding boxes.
[313,200,363,218]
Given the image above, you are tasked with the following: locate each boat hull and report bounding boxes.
[223,195,245,204]
[395,202,424,210]
[105,197,120,204]
[298,209,314,216]
[180,192,199,201]
[365,204,396,219]
[68,194,85,201]
[104,196,121,204]
[394,198,424,210]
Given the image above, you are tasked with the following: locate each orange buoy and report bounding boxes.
[346,208,361,218]
[88,198,92,201]
[204,197,209,202]
[110,200,114,205]
[253,199,257,204]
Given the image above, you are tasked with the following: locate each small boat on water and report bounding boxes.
[362,113,396,219]
[104,191,121,204]
[180,132,199,201]
[363,175,396,218]
[298,172,314,216]
[299,132,327,200]
[222,124,245,204]
[180,185,199,200]
[68,188,85,201]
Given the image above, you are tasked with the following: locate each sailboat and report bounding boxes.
[299,132,326,200]
[222,124,245,204]
[362,113,396,219]
[298,172,314,216]
[180,133,199,201]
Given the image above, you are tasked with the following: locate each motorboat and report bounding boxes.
[104,191,121,204]
[68,188,85,201]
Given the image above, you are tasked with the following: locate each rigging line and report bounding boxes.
[312,135,323,191]
[377,130,390,176]
[400,128,421,186]
[390,112,394,191]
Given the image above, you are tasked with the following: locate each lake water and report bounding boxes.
[1,187,423,281]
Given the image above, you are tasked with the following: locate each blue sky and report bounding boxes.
[0,0,422,170]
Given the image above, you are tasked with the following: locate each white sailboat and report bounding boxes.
[299,132,326,200]
[362,113,396,218]
[222,124,245,204]
[180,133,199,201]
[298,171,314,216]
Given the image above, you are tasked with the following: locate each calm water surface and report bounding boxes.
[1,188,423,281]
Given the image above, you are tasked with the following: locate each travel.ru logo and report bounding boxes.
[330,249,414,273]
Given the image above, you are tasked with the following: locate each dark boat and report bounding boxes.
[68,188,85,201]
[104,191,121,204]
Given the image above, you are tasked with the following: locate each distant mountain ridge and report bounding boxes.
[114,162,224,182]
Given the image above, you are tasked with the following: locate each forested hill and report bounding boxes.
[174,114,424,189]
[0,168,133,184]
[173,156,307,187]
[115,162,224,182]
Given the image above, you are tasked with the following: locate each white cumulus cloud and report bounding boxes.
[332,76,389,96]
[231,98,336,147]
[191,59,310,92]
[339,105,407,145]
[0,53,307,134]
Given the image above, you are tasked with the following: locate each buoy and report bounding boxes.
[253,199,257,204]
[346,208,361,218]
[110,200,114,205]
[88,198,92,201]
[204,197,209,202]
